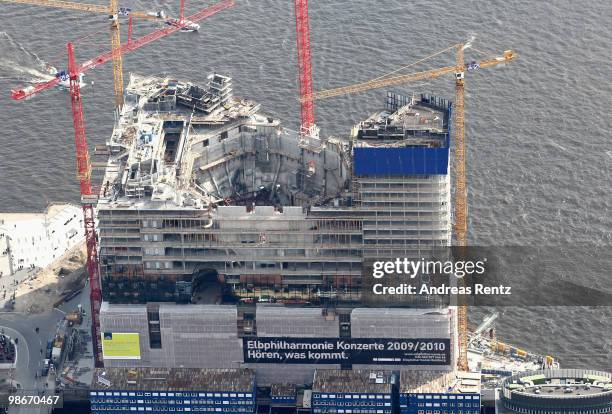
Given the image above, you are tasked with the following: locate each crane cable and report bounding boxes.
[470,46,495,58]
[44,25,110,68]
[370,43,497,87]
[370,43,460,83]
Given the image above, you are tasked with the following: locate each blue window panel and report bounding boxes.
[353,147,449,176]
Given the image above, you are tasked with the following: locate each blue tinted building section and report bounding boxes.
[313,391,393,414]
[399,372,482,414]
[90,389,256,414]
[400,393,481,414]
[90,368,256,414]
[312,370,394,414]
[353,147,449,176]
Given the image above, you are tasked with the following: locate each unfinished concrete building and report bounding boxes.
[98,75,451,303]
[97,74,456,383]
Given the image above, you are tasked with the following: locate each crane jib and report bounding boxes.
[9,0,235,100]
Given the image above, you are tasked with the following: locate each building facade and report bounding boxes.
[90,368,256,414]
[97,75,451,304]
[399,371,481,414]
[96,74,457,385]
[100,304,456,385]
[501,369,612,414]
[312,370,394,414]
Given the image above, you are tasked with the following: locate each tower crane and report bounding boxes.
[11,0,234,101]
[294,0,318,139]
[1,0,170,108]
[301,44,517,371]
[9,0,235,366]
[0,0,164,19]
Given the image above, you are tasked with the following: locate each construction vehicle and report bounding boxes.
[65,309,83,326]
[45,340,53,359]
[42,358,51,376]
[9,0,235,366]
[298,37,516,370]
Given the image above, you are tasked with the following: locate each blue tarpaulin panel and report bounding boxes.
[353,147,449,176]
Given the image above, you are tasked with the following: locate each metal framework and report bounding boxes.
[300,49,517,102]
[1,0,165,108]
[67,41,103,365]
[453,45,468,371]
[109,0,124,108]
[294,0,316,137]
[11,0,235,101]
[1,0,161,19]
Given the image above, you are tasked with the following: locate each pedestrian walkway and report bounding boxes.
[0,204,84,276]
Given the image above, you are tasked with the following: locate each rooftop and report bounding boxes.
[98,73,262,211]
[92,368,255,392]
[400,371,481,394]
[313,370,393,394]
[503,369,612,399]
[353,93,450,147]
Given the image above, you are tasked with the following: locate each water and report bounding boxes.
[0,0,610,369]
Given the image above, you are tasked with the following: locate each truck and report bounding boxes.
[65,310,82,325]
[41,359,50,376]
[45,340,53,359]
[51,346,62,365]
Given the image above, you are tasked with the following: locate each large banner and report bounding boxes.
[101,332,141,360]
[243,337,450,365]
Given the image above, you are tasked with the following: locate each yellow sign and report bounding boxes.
[101,333,141,360]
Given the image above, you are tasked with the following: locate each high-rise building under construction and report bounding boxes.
[97,73,457,384]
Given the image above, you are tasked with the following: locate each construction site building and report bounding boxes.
[97,74,451,303]
[100,303,455,385]
[96,74,456,385]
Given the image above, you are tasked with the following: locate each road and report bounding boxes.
[0,314,58,414]
[0,267,38,312]
[0,289,89,413]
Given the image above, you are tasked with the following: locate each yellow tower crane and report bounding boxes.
[1,0,166,108]
[301,44,517,370]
